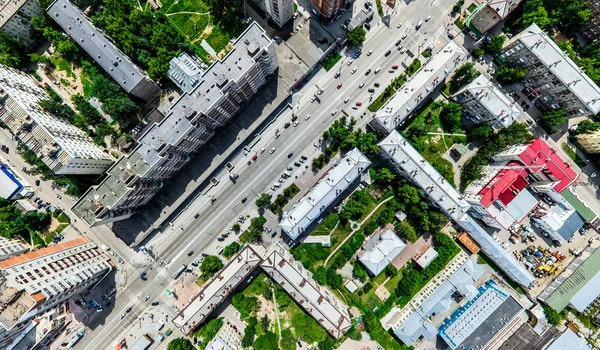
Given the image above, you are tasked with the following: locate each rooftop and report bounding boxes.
[465,162,530,208]
[280,148,370,239]
[538,245,600,312]
[414,246,438,269]
[372,41,467,133]
[262,242,352,339]
[168,52,205,94]
[485,0,522,19]
[358,227,406,276]
[379,131,471,221]
[438,281,525,350]
[47,0,160,100]
[546,328,591,350]
[457,74,521,128]
[508,23,600,115]
[0,0,31,28]
[173,245,263,334]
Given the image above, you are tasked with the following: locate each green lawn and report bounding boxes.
[321,52,342,71]
[368,74,407,112]
[454,18,464,29]
[562,143,587,167]
[406,58,422,76]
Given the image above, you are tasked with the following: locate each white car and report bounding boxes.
[359,82,365,88]
[397,45,403,51]
[401,33,407,39]
[259,148,265,154]
[425,15,431,22]
[270,147,276,154]
[313,142,320,148]
[310,96,316,103]
[399,47,407,54]
[344,97,350,103]
[397,23,402,28]
[305,114,311,121]
[367,50,373,56]
[331,109,338,116]
[351,67,357,74]
[293,120,299,127]
[347,59,354,66]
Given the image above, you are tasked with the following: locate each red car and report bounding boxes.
[337,83,343,89]
[392,65,399,69]
[356,102,362,106]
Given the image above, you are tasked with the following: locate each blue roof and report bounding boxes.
[0,165,22,200]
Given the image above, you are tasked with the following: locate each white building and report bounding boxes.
[370,41,467,134]
[253,0,294,27]
[0,0,43,45]
[0,65,114,175]
[261,242,352,339]
[358,227,406,276]
[531,190,585,243]
[280,148,370,240]
[453,74,521,130]
[0,237,28,263]
[501,23,600,117]
[546,328,592,350]
[0,162,33,200]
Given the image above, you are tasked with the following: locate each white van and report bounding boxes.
[374,67,381,74]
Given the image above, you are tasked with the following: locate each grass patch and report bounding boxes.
[311,213,339,236]
[59,78,70,86]
[52,57,76,78]
[442,81,452,96]
[56,212,71,224]
[454,18,464,29]
[321,52,342,71]
[269,183,300,214]
[384,269,403,293]
[32,72,42,81]
[468,3,477,12]
[478,252,525,294]
[406,58,421,76]
[375,0,384,17]
[421,49,432,58]
[562,143,587,167]
[368,74,407,112]
[291,223,353,270]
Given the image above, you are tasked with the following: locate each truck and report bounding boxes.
[130,334,153,350]
[67,332,84,348]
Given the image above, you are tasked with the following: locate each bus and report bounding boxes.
[172,264,187,279]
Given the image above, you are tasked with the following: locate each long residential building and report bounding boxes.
[453,74,521,130]
[47,0,161,101]
[280,148,370,240]
[0,237,28,262]
[0,237,111,348]
[369,41,467,135]
[0,65,114,175]
[261,242,352,339]
[500,23,600,118]
[378,131,536,288]
[0,0,43,45]
[72,22,278,227]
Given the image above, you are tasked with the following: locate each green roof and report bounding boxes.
[560,191,597,222]
[543,247,600,312]
[454,144,469,155]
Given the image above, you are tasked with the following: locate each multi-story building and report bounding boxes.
[370,41,467,135]
[0,65,114,175]
[500,23,600,118]
[312,0,344,19]
[47,0,161,102]
[253,0,294,27]
[453,74,521,130]
[580,1,600,43]
[280,148,370,240]
[358,226,406,276]
[72,22,278,227]
[0,237,111,348]
[0,0,43,45]
[0,237,28,262]
[467,0,522,34]
[0,161,33,200]
[576,129,600,153]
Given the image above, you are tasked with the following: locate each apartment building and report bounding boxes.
[501,23,600,117]
[453,74,521,130]
[47,0,161,101]
[0,0,43,45]
[580,1,600,43]
[467,0,522,34]
[0,65,114,175]
[312,0,344,19]
[73,22,278,227]
[253,0,294,27]
[0,237,28,262]
[0,237,111,347]
[576,129,600,153]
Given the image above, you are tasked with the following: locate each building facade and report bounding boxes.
[576,129,600,153]
[73,22,278,227]
[0,0,43,45]
[453,74,521,130]
[500,23,600,118]
[0,237,28,262]
[580,0,600,43]
[0,65,114,175]
[253,0,294,27]
[468,0,522,34]
[47,0,161,101]
[312,0,344,19]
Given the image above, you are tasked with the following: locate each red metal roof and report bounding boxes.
[478,164,529,207]
[518,138,579,193]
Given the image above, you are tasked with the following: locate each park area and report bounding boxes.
[161,0,245,63]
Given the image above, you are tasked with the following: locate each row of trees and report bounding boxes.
[0,198,51,239]
[514,0,592,35]
[0,33,29,68]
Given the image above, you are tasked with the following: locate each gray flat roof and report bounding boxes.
[47,0,159,98]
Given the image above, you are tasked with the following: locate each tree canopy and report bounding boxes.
[199,255,224,279]
[167,338,195,350]
[0,33,29,68]
[347,27,367,46]
[483,35,506,55]
[495,66,528,84]
[255,193,272,207]
[541,110,567,133]
[231,293,259,319]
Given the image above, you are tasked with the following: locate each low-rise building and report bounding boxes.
[413,246,438,269]
[546,328,592,350]
[280,148,370,240]
[501,23,600,118]
[370,41,467,134]
[358,226,406,276]
[531,190,585,243]
[438,281,525,350]
[467,0,522,34]
[575,129,600,154]
[0,65,114,175]
[453,74,521,130]
[456,232,481,254]
[0,0,43,45]
[47,0,161,101]
[0,162,33,200]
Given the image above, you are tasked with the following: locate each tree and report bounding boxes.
[291,312,327,344]
[347,27,367,46]
[340,199,366,221]
[439,102,463,132]
[469,125,492,140]
[484,35,506,55]
[231,293,258,318]
[0,33,28,68]
[397,184,420,205]
[222,241,241,259]
[241,317,257,347]
[255,193,272,207]
[373,168,396,185]
[232,223,240,232]
[253,331,279,350]
[572,120,600,136]
[543,306,562,326]
[167,338,195,350]
[55,40,80,61]
[541,110,567,132]
[353,263,368,282]
[517,0,551,30]
[314,266,327,285]
[472,48,484,58]
[452,62,478,88]
[495,66,528,84]
[199,255,223,278]
[397,221,418,243]
[280,329,297,350]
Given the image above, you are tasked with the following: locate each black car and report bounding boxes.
[187,250,194,256]
[241,197,247,203]
[365,69,371,76]
[194,213,200,219]
[271,231,277,238]
[217,237,225,241]
[126,307,132,313]
[287,152,293,158]
[385,50,391,57]
[284,122,291,128]
[364,23,371,30]
[291,115,298,122]
[368,88,375,93]
[35,179,40,186]
[395,40,402,46]
[151,302,160,306]
[294,162,301,167]
[374,83,380,87]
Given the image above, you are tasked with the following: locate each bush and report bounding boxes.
[363,282,373,293]
[232,293,259,319]
[406,58,422,76]
[199,255,224,280]
[167,338,195,350]
[484,35,506,55]
[222,242,241,259]
[543,306,562,326]
[347,27,367,46]
[321,52,342,71]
